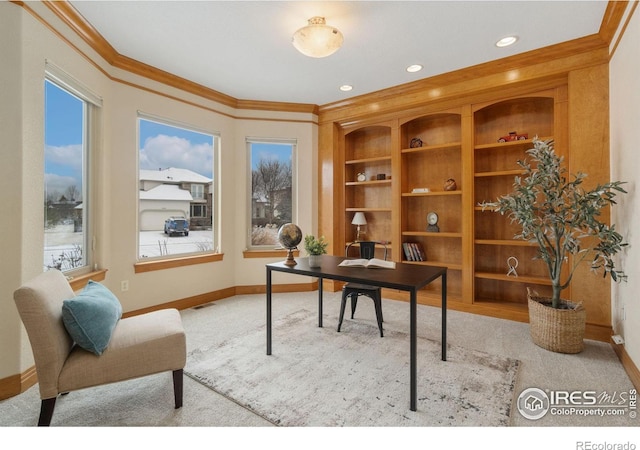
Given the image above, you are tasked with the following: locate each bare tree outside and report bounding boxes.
[249,141,294,246]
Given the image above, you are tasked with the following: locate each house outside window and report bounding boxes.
[247,138,296,248]
[44,66,101,274]
[138,116,218,258]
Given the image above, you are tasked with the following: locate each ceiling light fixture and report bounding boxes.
[496,36,518,48]
[292,16,344,58]
[406,64,423,73]
[339,85,353,92]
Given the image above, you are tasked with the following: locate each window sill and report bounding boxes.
[68,269,108,291]
[243,249,299,259]
[134,253,224,273]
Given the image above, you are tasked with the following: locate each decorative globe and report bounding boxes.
[278,223,303,249]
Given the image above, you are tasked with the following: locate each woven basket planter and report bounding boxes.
[527,288,587,354]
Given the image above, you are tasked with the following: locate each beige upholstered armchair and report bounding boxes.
[13,269,186,426]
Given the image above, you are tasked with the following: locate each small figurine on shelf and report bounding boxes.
[506,256,519,277]
[443,178,457,191]
[410,138,423,148]
[497,131,528,142]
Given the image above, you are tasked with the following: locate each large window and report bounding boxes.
[138,116,218,259]
[44,73,98,273]
[247,139,296,248]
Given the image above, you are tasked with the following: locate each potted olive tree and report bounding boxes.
[480,138,628,353]
[304,235,328,267]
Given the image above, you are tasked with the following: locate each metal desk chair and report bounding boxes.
[337,241,387,337]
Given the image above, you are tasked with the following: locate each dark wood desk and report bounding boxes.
[266,254,447,412]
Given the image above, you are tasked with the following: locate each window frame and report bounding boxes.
[136,113,220,266]
[44,62,102,276]
[191,184,205,200]
[246,137,297,250]
[191,204,207,218]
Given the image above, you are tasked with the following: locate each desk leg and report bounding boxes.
[442,271,447,361]
[318,276,323,328]
[266,267,272,356]
[410,288,417,412]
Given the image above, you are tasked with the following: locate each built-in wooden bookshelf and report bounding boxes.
[399,112,463,301]
[343,124,393,258]
[334,91,568,312]
[321,64,612,340]
[472,93,558,307]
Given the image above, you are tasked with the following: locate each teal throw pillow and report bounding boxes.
[62,280,123,355]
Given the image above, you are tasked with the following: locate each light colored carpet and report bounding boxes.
[0,290,637,432]
[186,308,519,426]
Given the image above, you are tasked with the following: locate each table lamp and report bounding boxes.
[351,212,367,242]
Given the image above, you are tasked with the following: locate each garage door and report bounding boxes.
[140,209,185,231]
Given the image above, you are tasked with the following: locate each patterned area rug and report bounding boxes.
[186,309,520,426]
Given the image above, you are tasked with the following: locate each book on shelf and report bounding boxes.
[403,242,426,261]
[338,258,396,269]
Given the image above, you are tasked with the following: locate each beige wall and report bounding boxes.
[610,5,640,365]
[0,3,26,378]
[0,2,318,380]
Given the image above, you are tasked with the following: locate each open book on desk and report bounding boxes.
[338,258,396,269]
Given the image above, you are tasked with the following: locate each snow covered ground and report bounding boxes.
[44,224,215,269]
[138,229,215,259]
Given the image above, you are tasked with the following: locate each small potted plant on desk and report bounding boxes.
[479,137,628,354]
[304,235,328,268]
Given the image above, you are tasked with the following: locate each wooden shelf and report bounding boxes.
[474,169,523,178]
[403,231,462,238]
[404,260,462,270]
[346,179,392,186]
[401,142,461,154]
[475,271,552,286]
[474,239,536,247]
[474,136,553,151]
[402,190,461,197]
[345,155,392,165]
[345,207,392,212]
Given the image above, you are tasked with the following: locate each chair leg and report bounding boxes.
[373,292,384,337]
[338,290,348,332]
[173,369,183,409]
[38,397,56,426]
[350,293,358,319]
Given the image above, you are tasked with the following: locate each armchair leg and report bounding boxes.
[173,369,183,409]
[38,397,56,426]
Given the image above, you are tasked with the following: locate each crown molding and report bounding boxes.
[40,0,318,115]
[599,0,634,44]
[32,0,628,119]
[318,1,629,120]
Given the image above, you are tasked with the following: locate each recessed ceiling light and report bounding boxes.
[406,64,423,73]
[496,36,518,48]
[339,85,353,92]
